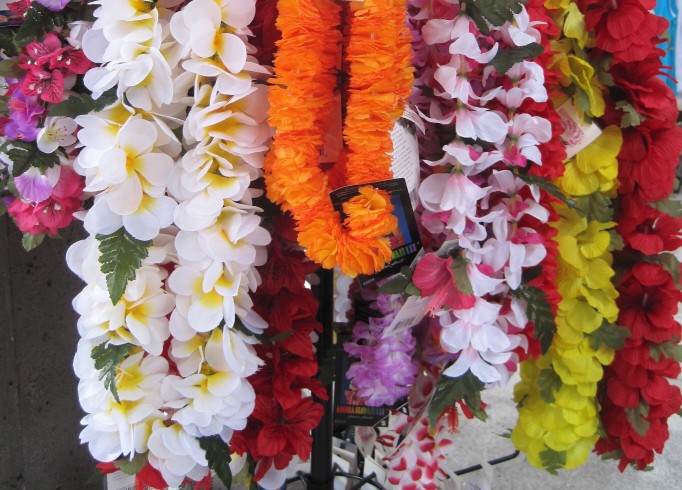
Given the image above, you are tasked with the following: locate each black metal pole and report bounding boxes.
[308,268,335,489]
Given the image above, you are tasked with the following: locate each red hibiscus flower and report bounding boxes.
[617,263,682,343]
[412,253,475,314]
[253,395,324,459]
[582,0,667,63]
[617,199,682,255]
[618,126,682,203]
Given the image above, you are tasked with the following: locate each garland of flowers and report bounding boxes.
[580,0,682,471]
[511,0,624,471]
[1,1,90,247]
[70,0,194,485]
[68,0,273,487]
[344,291,419,407]
[263,0,413,278]
[230,215,326,489]
[405,0,552,387]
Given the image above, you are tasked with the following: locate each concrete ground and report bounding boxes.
[447,374,682,490]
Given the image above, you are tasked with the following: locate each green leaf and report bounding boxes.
[615,101,643,128]
[0,59,21,79]
[490,43,544,75]
[642,253,681,287]
[586,322,629,351]
[450,255,473,295]
[538,368,562,404]
[539,448,567,474]
[575,192,614,222]
[600,448,624,462]
[512,283,556,354]
[377,266,415,295]
[49,89,118,118]
[0,28,18,57]
[625,403,650,437]
[91,342,135,403]
[517,172,580,213]
[198,435,232,489]
[0,141,60,177]
[14,4,80,46]
[575,87,591,114]
[649,198,682,218]
[465,0,526,35]
[428,371,485,428]
[114,453,148,475]
[377,274,410,294]
[97,228,152,305]
[649,342,682,362]
[269,329,295,344]
[405,282,422,297]
[608,230,624,252]
[22,233,45,252]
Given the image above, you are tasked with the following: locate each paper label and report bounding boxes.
[330,178,422,286]
[362,456,387,485]
[390,120,421,209]
[334,341,394,426]
[557,101,602,159]
[106,471,136,490]
[381,295,430,338]
[354,426,378,458]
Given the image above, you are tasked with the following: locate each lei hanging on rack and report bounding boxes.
[582,0,682,471]
[263,0,414,278]
[512,0,624,471]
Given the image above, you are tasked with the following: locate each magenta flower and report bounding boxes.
[412,253,475,314]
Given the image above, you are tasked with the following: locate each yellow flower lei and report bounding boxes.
[264,0,413,278]
[511,0,623,471]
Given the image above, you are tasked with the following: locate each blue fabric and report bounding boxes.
[654,0,678,92]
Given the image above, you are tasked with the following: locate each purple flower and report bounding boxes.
[34,0,71,11]
[14,167,60,202]
[5,90,44,142]
[344,293,419,407]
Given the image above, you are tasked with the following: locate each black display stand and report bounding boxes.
[289,269,519,489]
[308,268,335,490]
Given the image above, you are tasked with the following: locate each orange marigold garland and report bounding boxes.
[264,0,414,278]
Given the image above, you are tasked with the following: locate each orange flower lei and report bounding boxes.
[264,0,413,278]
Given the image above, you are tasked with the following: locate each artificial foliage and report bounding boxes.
[0,0,680,488]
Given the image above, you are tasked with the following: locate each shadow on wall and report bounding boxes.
[0,217,98,489]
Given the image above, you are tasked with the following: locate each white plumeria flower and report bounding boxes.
[78,354,167,463]
[84,192,177,241]
[170,0,248,74]
[147,421,210,487]
[162,329,257,439]
[73,265,174,356]
[168,260,251,332]
[98,117,172,199]
[175,201,270,265]
[184,83,269,149]
[37,117,78,153]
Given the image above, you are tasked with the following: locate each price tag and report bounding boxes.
[557,101,602,159]
[381,295,430,338]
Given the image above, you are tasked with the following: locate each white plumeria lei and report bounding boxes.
[68,0,271,486]
[415,2,552,386]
